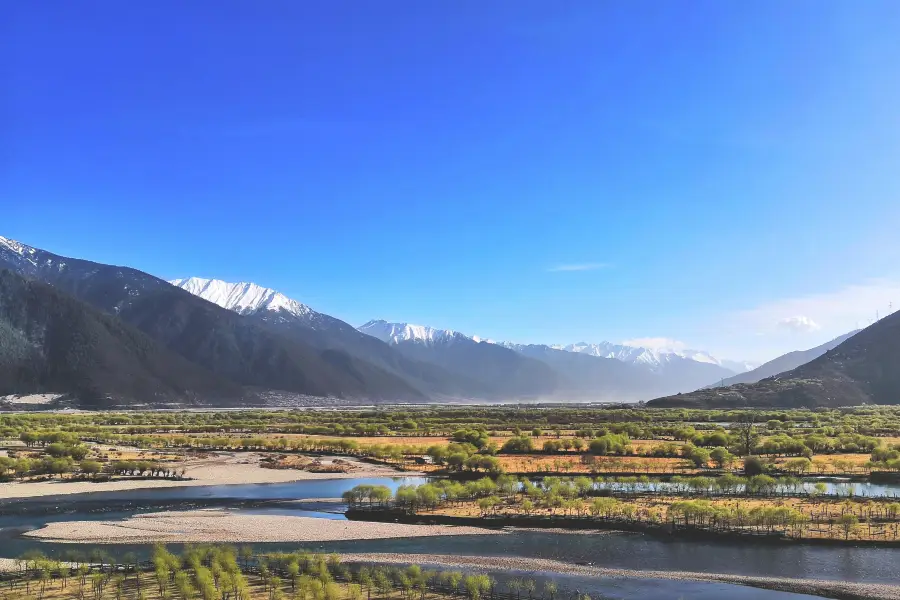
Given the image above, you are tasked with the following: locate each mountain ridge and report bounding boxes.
[0,269,248,407]
[360,320,741,398]
[709,330,861,388]
[6,235,892,408]
[647,314,900,408]
[0,238,427,403]
[171,279,492,400]
[358,320,559,399]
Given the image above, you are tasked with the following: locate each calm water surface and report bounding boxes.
[1,478,895,600]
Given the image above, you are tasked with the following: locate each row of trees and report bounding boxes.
[0,456,184,482]
[5,405,900,442]
[349,472,900,518]
[345,477,900,543]
[4,545,564,600]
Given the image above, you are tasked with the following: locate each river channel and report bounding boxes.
[1,477,896,600]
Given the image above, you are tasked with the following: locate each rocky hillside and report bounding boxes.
[0,270,246,407]
[648,313,900,408]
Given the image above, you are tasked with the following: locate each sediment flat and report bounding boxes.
[0,453,403,500]
[337,552,900,600]
[23,509,503,543]
[0,559,17,572]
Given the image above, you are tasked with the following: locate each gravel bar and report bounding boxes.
[23,510,504,543]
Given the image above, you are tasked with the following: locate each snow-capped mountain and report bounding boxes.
[358,320,558,398]
[554,341,750,374]
[358,320,473,346]
[170,280,508,399]
[719,359,760,374]
[170,277,312,319]
[359,320,742,397]
[0,237,427,402]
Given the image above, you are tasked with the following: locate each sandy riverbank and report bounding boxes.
[0,453,405,500]
[23,509,503,543]
[337,553,900,600]
[0,559,18,572]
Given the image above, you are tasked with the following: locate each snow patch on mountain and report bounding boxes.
[0,236,39,267]
[720,359,760,374]
[170,277,312,318]
[357,316,751,376]
[553,340,748,373]
[358,320,473,346]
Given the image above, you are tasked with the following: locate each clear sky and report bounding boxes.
[4,1,900,362]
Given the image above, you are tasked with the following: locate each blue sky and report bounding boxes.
[5,1,900,362]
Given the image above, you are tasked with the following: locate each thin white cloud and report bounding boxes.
[738,278,900,335]
[704,278,900,362]
[547,263,610,272]
[777,315,821,333]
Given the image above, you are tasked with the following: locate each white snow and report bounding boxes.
[0,235,39,267]
[358,320,468,346]
[555,341,744,372]
[358,317,749,373]
[170,277,312,318]
[0,236,33,257]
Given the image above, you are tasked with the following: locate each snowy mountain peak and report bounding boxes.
[553,340,749,373]
[0,236,39,266]
[359,320,471,346]
[0,236,34,257]
[170,277,312,318]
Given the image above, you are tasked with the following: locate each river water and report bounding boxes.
[0,477,896,600]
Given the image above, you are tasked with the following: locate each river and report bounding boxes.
[1,477,896,600]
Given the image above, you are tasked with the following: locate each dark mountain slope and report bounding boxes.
[499,343,656,401]
[389,339,558,399]
[166,278,496,400]
[653,355,737,393]
[648,313,900,408]
[0,237,425,401]
[709,330,860,388]
[0,270,246,407]
[248,314,493,399]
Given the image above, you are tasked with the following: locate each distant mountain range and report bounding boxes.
[168,278,496,401]
[360,320,742,400]
[3,234,896,409]
[0,238,425,404]
[551,340,745,393]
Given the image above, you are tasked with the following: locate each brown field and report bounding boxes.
[772,453,874,474]
[495,454,690,474]
[93,445,183,462]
